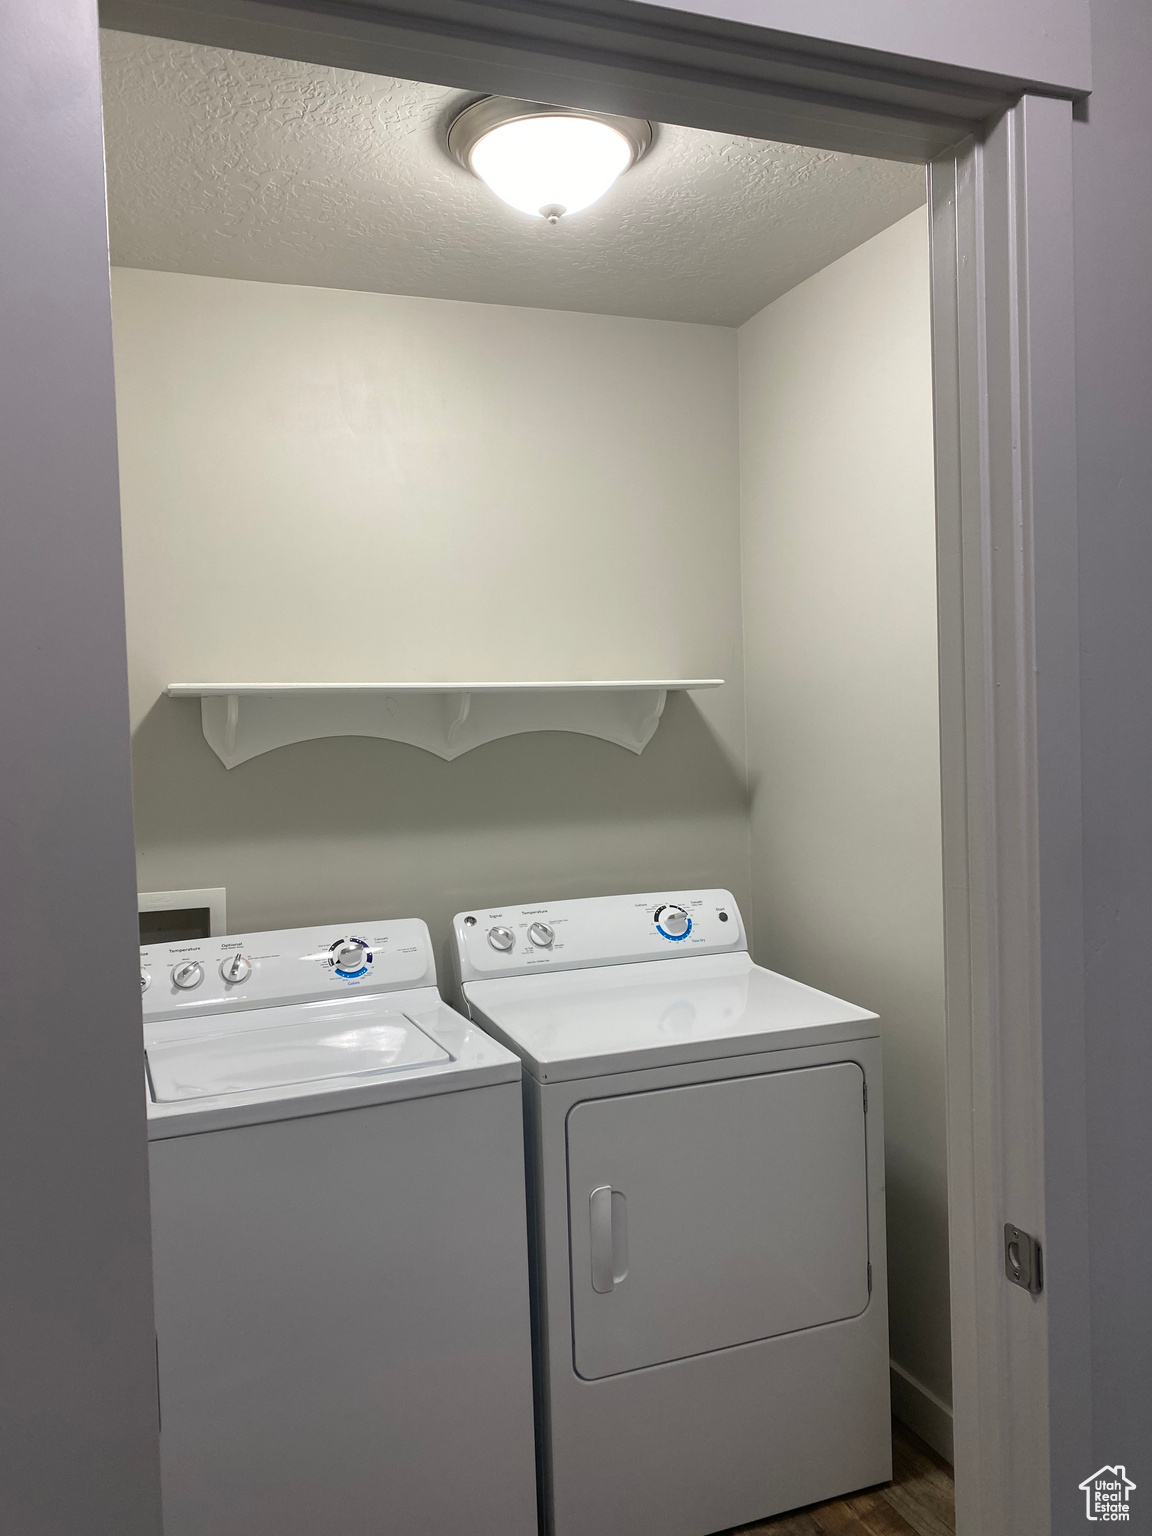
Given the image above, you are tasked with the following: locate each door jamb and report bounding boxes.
[930,96,1088,1536]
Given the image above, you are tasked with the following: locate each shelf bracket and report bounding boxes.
[222,693,240,760]
[444,690,472,751]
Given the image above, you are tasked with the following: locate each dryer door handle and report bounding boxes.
[589,1185,629,1293]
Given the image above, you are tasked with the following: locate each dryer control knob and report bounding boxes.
[655,904,691,938]
[487,925,515,952]
[528,921,555,948]
[172,960,204,990]
[140,969,151,993]
[220,953,252,984]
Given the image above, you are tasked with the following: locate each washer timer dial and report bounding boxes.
[654,904,691,941]
[329,938,373,979]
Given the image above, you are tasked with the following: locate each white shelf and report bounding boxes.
[166,680,723,769]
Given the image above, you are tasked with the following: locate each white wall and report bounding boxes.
[738,210,951,1450]
[111,269,749,961]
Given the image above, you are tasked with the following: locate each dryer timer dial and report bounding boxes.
[655,904,691,940]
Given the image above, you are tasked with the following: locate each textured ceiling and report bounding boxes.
[100,31,925,327]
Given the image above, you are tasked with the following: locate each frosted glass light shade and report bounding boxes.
[448,99,653,223]
[470,116,633,220]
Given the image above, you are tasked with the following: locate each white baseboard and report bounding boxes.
[890,1360,954,1465]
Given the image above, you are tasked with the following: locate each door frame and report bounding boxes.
[97,5,1091,1531]
[930,99,1088,1535]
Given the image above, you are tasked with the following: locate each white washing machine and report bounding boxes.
[453,889,891,1536]
[142,918,538,1536]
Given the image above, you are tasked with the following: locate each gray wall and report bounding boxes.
[1073,0,1152,1479]
[738,211,951,1453]
[0,2,162,1532]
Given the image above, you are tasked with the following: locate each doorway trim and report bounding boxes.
[97,5,1091,1530]
[930,96,1088,1536]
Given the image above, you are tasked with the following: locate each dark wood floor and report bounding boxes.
[728,1421,955,1536]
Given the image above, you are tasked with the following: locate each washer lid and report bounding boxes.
[147,1008,450,1103]
[463,951,878,1082]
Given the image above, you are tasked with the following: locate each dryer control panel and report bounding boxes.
[141,917,436,1022]
[452,889,746,983]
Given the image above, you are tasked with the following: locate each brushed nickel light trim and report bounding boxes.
[447,97,653,220]
[447,97,653,171]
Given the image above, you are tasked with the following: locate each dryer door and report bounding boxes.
[566,1063,870,1380]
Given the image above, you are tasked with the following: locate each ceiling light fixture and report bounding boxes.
[448,97,653,223]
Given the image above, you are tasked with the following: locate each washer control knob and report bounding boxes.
[334,942,368,973]
[528,921,555,948]
[487,926,515,952]
[140,969,151,993]
[172,960,204,990]
[220,952,252,984]
[655,904,691,939]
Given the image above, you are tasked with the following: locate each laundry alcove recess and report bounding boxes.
[166,681,724,769]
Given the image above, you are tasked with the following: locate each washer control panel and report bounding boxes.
[141,918,436,1022]
[453,889,745,982]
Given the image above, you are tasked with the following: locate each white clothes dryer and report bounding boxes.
[142,918,538,1536]
[453,889,891,1536]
